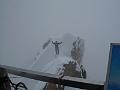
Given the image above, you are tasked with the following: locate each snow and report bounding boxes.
[33,56,82,90]
[42,56,74,73]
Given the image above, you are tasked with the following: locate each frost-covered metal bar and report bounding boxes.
[0,64,104,90]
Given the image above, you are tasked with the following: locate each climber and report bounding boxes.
[52,41,62,55]
[80,65,86,79]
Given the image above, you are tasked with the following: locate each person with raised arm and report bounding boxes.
[52,41,62,55]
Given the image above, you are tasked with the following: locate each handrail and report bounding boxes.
[0,64,104,90]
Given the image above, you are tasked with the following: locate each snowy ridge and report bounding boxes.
[33,56,82,90]
[42,56,80,74]
[29,39,53,69]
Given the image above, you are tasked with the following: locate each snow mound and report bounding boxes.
[42,56,74,74]
[33,56,81,90]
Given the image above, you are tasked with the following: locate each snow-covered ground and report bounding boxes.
[33,56,84,90]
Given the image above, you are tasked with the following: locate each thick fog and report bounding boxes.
[0,0,120,83]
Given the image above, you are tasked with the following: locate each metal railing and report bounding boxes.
[0,64,104,90]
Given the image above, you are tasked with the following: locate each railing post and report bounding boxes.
[0,68,11,90]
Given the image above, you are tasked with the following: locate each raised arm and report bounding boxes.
[59,42,62,44]
[52,41,55,44]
